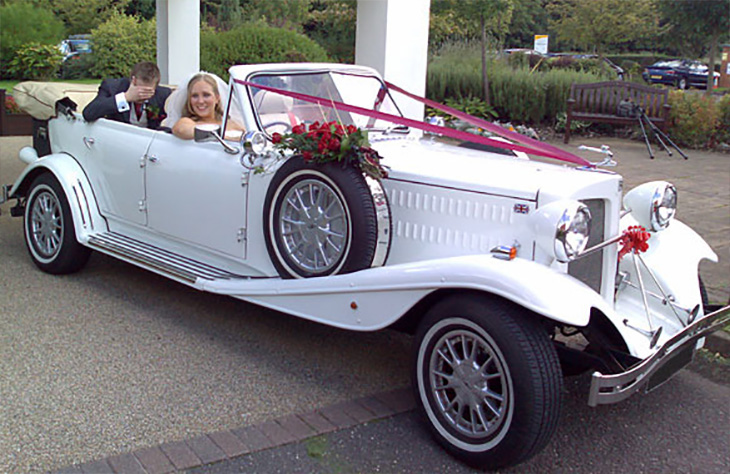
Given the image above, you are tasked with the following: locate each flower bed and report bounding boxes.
[1,89,33,136]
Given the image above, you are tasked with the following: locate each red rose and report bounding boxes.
[346,125,357,134]
[272,132,282,144]
[292,124,306,135]
[328,138,340,151]
[302,151,313,161]
[309,121,321,132]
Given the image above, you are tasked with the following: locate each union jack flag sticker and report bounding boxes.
[514,203,530,214]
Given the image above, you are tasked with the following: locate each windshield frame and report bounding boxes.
[245,69,406,137]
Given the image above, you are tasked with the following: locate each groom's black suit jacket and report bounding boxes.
[83,78,172,129]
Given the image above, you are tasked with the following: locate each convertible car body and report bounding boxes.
[2,63,728,470]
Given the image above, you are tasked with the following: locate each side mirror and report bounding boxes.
[194,123,240,154]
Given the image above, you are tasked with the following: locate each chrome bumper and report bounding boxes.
[588,305,730,406]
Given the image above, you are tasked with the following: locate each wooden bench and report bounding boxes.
[564,81,670,143]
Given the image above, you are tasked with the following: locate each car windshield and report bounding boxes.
[70,41,91,53]
[654,60,682,68]
[248,71,404,133]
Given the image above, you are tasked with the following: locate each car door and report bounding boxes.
[144,132,249,259]
[81,119,154,226]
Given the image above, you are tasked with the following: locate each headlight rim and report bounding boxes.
[554,202,592,263]
[650,183,677,231]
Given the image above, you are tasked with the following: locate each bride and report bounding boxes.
[163,71,244,140]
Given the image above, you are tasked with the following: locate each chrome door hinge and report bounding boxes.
[237,228,247,242]
[241,172,249,187]
[138,200,147,212]
[139,155,146,168]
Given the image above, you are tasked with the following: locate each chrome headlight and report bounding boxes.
[243,131,267,155]
[531,200,592,263]
[623,181,677,231]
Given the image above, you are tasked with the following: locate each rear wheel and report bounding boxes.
[24,173,90,274]
[677,77,688,90]
[413,295,562,470]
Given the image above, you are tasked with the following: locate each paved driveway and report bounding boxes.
[1,135,728,472]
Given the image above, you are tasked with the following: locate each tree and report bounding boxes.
[243,0,312,32]
[52,0,131,34]
[304,0,357,62]
[441,0,514,106]
[0,2,65,72]
[657,0,730,93]
[217,0,243,30]
[125,0,156,19]
[547,0,660,55]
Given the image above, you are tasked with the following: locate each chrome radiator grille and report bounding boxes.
[568,199,606,294]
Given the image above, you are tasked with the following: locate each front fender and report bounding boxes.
[618,216,716,313]
[613,216,718,358]
[9,147,107,242]
[199,254,607,330]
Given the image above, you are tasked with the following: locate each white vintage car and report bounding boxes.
[2,63,728,470]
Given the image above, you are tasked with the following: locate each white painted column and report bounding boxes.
[156,0,200,86]
[355,0,431,122]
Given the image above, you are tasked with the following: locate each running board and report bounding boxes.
[86,232,248,284]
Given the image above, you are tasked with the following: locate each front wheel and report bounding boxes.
[413,295,562,470]
[677,77,688,90]
[24,173,91,274]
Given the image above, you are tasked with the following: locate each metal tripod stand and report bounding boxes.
[634,105,688,160]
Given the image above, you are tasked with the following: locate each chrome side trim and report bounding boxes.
[365,176,392,268]
[588,305,730,406]
[87,232,248,284]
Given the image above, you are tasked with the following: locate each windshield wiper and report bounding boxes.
[382,124,409,134]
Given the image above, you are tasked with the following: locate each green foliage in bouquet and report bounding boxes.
[272,121,388,180]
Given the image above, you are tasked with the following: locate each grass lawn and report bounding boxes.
[1,78,100,93]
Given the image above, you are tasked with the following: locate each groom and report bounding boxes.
[83,61,171,129]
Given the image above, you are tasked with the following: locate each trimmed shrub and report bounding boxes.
[714,94,730,144]
[0,2,66,77]
[59,53,98,80]
[667,90,719,148]
[6,43,65,81]
[201,24,330,81]
[90,13,157,78]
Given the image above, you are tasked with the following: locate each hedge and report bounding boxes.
[201,23,330,81]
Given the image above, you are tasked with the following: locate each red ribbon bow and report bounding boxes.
[618,225,651,261]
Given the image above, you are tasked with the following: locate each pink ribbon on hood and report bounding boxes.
[235,78,591,167]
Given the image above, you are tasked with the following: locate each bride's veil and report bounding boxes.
[162,71,240,128]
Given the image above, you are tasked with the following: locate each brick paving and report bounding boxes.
[51,388,415,474]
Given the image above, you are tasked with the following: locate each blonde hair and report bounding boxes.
[184,73,223,121]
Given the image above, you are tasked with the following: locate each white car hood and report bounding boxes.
[373,137,618,202]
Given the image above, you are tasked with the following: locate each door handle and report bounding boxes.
[147,154,158,163]
[83,137,95,149]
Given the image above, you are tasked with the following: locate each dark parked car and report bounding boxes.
[58,34,91,62]
[642,59,719,90]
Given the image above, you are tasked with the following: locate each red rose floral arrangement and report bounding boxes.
[271,121,388,180]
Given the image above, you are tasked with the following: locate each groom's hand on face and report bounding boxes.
[125,77,157,104]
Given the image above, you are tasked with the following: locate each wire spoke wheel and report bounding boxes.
[414,296,562,470]
[279,178,348,274]
[29,190,64,259]
[23,174,91,274]
[430,329,509,440]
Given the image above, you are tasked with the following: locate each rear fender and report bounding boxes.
[9,148,106,242]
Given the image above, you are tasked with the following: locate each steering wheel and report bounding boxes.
[263,121,292,134]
